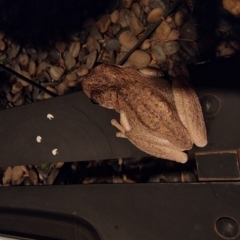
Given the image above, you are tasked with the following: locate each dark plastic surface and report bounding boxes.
[0,183,240,240]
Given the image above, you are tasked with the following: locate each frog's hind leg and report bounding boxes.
[172,76,207,147]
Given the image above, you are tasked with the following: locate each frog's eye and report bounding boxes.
[90,98,99,105]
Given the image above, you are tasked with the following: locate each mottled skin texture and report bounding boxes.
[82,64,207,163]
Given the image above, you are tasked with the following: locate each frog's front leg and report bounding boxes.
[172,75,207,147]
[111,110,131,138]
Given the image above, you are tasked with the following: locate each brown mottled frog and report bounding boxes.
[82,64,207,163]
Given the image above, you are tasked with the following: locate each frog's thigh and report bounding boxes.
[172,77,207,147]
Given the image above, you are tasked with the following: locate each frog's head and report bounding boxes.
[82,64,119,109]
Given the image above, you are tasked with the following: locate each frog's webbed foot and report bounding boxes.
[111,110,131,139]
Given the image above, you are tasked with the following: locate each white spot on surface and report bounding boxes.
[36,136,42,143]
[52,149,58,155]
[47,114,54,120]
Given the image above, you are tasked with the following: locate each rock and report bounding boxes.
[11,82,23,94]
[7,43,20,59]
[0,31,5,40]
[90,27,103,40]
[131,2,142,18]
[229,40,240,50]
[19,71,31,86]
[127,50,151,69]
[75,64,89,77]
[162,41,180,55]
[111,10,120,23]
[155,20,171,40]
[12,166,24,182]
[148,0,171,12]
[151,43,167,64]
[13,95,24,106]
[49,48,61,62]
[181,21,199,41]
[118,9,131,27]
[167,29,181,41]
[57,82,68,95]
[65,72,78,81]
[29,60,36,75]
[49,66,64,81]
[130,17,145,35]
[28,169,38,185]
[222,0,240,16]
[86,49,98,69]
[0,39,6,51]
[46,168,59,185]
[140,39,151,50]
[43,86,57,99]
[2,167,12,185]
[78,48,88,63]
[119,30,138,50]
[174,10,187,27]
[55,41,67,53]
[86,36,101,52]
[219,47,235,57]
[147,8,164,23]
[96,15,111,33]
[68,80,77,87]
[105,38,121,51]
[65,56,76,70]
[122,0,134,8]
[18,54,30,67]
[55,162,64,168]
[69,41,81,58]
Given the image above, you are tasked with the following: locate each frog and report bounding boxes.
[81,64,207,163]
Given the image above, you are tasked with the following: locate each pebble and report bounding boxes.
[19,71,31,86]
[49,66,64,81]
[43,86,57,99]
[65,56,76,70]
[181,21,199,41]
[151,43,167,64]
[86,49,98,69]
[123,0,134,8]
[2,167,12,185]
[69,41,81,58]
[29,60,37,75]
[28,168,38,185]
[222,0,240,16]
[174,10,187,27]
[86,36,101,52]
[18,54,30,67]
[57,82,68,95]
[105,38,121,51]
[119,30,138,50]
[118,9,131,27]
[148,0,171,12]
[110,10,120,24]
[65,72,78,81]
[46,168,59,185]
[7,43,20,59]
[90,27,103,40]
[155,20,171,40]
[131,2,142,19]
[147,8,164,23]
[140,39,151,50]
[162,41,180,55]
[219,47,235,57]
[78,47,88,63]
[127,50,151,69]
[11,82,23,94]
[75,65,89,77]
[11,166,24,181]
[130,17,145,35]
[97,16,112,33]
[0,39,6,51]
[167,29,181,41]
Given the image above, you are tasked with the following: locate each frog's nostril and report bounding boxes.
[199,94,221,117]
